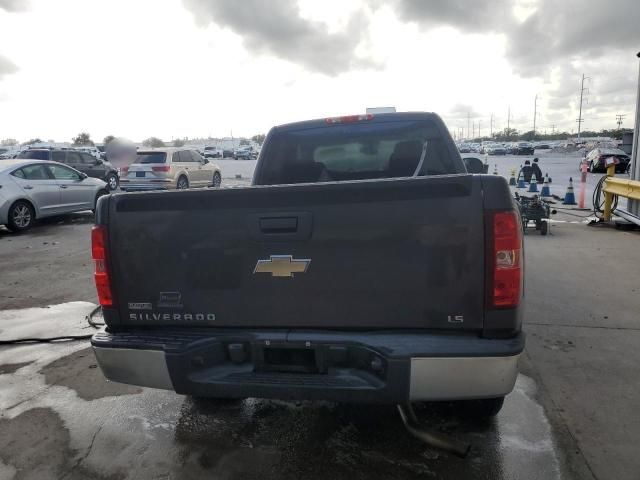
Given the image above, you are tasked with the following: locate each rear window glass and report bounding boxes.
[17,150,50,160]
[14,164,51,180]
[257,120,462,185]
[51,151,66,162]
[134,152,167,164]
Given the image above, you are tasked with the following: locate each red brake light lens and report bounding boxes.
[490,211,522,308]
[120,166,129,174]
[152,165,170,172]
[325,114,374,124]
[91,225,113,307]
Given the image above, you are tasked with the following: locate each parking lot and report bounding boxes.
[1,153,639,479]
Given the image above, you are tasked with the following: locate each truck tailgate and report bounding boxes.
[107,175,486,330]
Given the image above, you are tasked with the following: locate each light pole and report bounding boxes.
[629,52,640,217]
[533,94,538,140]
[577,74,590,141]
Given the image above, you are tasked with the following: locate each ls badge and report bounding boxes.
[253,255,311,278]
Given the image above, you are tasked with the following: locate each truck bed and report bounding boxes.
[100,174,489,331]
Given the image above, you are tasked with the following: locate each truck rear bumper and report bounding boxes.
[92,329,524,403]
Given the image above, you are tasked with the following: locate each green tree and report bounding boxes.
[172,138,185,147]
[21,138,42,146]
[1,138,18,146]
[492,128,519,142]
[103,135,116,145]
[72,132,94,146]
[239,138,250,146]
[520,130,539,142]
[251,134,266,145]
[142,137,165,148]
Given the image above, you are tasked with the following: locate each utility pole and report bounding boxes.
[507,106,511,134]
[616,113,626,129]
[472,121,476,139]
[479,119,482,138]
[577,74,589,140]
[533,94,538,140]
[467,112,471,140]
[551,124,556,135]
[490,113,494,137]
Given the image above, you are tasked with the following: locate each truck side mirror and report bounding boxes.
[463,157,485,174]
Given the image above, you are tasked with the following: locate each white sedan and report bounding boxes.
[0,159,108,232]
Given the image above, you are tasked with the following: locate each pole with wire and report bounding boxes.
[577,74,589,141]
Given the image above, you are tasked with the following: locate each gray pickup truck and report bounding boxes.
[91,112,524,418]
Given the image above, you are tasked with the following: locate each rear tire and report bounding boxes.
[540,221,548,236]
[177,176,189,190]
[211,171,221,188]
[93,189,108,214]
[7,200,35,232]
[105,173,119,191]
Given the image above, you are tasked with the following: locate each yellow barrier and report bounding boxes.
[603,168,640,221]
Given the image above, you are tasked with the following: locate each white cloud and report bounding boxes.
[0,0,29,12]
[182,0,379,76]
[0,0,637,141]
[0,54,17,78]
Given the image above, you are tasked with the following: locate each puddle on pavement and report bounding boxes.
[40,347,143,401]
[0,407,76,480]
[0,361,33,375]
[169,375,562,480]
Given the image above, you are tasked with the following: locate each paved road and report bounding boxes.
[1,158,638,479]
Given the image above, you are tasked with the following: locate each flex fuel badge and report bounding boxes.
[128,302,152,310]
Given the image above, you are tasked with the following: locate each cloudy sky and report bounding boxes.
[0,0,638,142]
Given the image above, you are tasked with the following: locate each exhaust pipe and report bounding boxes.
[397,404,470,458]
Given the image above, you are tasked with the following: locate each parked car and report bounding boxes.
[485,143,506,155]
[96,145,107,160]
[75,146,102,159]
[458,143,471,153]
[234,147,256,160]
[514,142,535,155]
[203,146,222,159]
[0,148,18,159]
[17,149,120,191]
[535,142,551,150]
[582,148,630,173]
[91,112,524,420]
[119,148,221,191]
[0,159,107,232]
[222,149,235,158]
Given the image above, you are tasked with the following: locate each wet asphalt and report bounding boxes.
[0,335,566,480]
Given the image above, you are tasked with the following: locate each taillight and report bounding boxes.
[91,225,113,307]
[152,165,170,172]
[325,114,374,124]
[489,211,522,308]
[121,166,129,174]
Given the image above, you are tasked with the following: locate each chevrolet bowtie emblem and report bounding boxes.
[253,255,311,278]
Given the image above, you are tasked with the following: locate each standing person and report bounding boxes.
[521,160,533,183]
[531,157,543,182]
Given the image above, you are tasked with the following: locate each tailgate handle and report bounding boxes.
[259,216,298,233]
